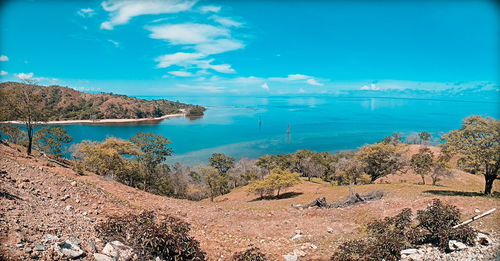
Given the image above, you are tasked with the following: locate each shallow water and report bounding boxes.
[52,96,498,165]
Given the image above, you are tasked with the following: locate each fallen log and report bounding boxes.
[292,189,384,209]
[452,208,496,229]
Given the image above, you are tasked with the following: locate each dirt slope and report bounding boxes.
[1,143,499,260]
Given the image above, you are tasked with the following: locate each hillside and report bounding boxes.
[0,82,205,121]
[1,143,499,260]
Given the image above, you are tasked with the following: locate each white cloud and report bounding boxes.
[197,59,235,73]
[0,70,7,76]
[169,70,193,77]
[194,38,244,55]
[360,83,379,90]
[261,82,269,90]
[177,83,224,93]
[0,55,8,61]
[199,5,220,13]
[100,0,196,30]
[287,74,308,80]
[77,8,95,17]
[14,72,34,80]
[155,52,204,68]
[148,23,229,45]
[306,78,323,86]
[108,39,120,47]
[210,15,243,27]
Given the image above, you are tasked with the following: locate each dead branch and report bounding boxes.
[452,208,496,229]
[292,189,384,209]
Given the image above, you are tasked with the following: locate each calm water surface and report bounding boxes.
[56,96,499,165]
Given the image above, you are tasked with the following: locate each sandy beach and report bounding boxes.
[1,112,186,125]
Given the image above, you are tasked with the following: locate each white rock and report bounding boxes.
[310,243,317,249]
[102,241,134,261]
[477,233,492,246]
[401,248,418,255]
[282,254,298,261]
[94,253,113,261]
[291,234,303,240]
[293,249,306,257]
[327,227,333,233]
[449,240,467,251]
[474,208,481,213]
[55,241,84,259]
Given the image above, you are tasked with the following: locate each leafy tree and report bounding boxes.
[227,158,264,188]
[247,168,302,198]
[441,115,500,194]
[34,126,73,158]
[0,125,26,144]
[130,132,173,191]
[410,147,434,184]
[419,131,431,144]
[75,138,140,179]
[199,165,228,202]
[0,80,46,155]
[208,153,235,175]
[332,157,371,185]
[356,142,407,183]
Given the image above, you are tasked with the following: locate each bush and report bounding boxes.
[332,199,476,260]
[97,211,205,260]
[232,246,268,261]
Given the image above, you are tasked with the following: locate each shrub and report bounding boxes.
[97,211,205,260]
[232,246,268,261]
[332,199,476,260]
[247,168,302,198]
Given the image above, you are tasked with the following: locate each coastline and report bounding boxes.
[1,112,186,125]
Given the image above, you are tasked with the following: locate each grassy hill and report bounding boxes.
[0,82,205,121]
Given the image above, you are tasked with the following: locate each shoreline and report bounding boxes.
[1,113,186,125]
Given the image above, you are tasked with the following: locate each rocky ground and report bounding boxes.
[1,143,499,260]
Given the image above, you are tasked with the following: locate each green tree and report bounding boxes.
[0,125,26,144]
[199,165,228,202]
[419,131,431,144]
[247,168,302,198]
[441,115,500,194]
[75,138,140,179]
[357,142,407,183]
[130,132,173,191]
[0,80,46,155]
[34,126,73,158]
[208,153,235,175]
[410,147,434,184]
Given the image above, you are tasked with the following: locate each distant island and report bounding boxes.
[0,82,205,122]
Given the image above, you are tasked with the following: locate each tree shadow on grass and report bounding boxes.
[250,192,303,202]
[423,190,500,199]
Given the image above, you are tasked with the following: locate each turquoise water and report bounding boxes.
[54,96,498,165]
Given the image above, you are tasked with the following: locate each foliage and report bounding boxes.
[0,81,47,155]
[97,211,205,260]
[332,156,371,185]
[199,165,229,201]
[130,132,173,190]
[186,105,206,117]
[332,199,476,260]
[34,126,73,158]
[419,131,431,144]
[232,246,268,261]
[247,168,302,198]
[0,125,26,144]
[356,142,407,182]
[441,115,500,194]
[209,153,235,175]
[410,147,434,184]
[227,158,265,188]
[75,138,140,178]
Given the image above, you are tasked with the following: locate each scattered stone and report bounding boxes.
[293,249,307,257]
[71,181,77,187]
[60,194,70,201]
[401,249,418,255]
[475,209,481,213]
[477,233,492,246]
[102,241,134,260]
[291,233,303,240]
[94,253,114,261]
[44,234,59,243]
[449,240,467,251]
[55,240,85,259]
[310,243,317,249]
[35,245,48,251]
[16,243,24,248]
[327,227,333,233]
[25,247,32,253]
[65,205,73,211]
[282,253,298,261]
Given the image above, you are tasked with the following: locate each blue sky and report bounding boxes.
[0,0,499,96]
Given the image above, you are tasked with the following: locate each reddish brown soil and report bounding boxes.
[1,143,499,260]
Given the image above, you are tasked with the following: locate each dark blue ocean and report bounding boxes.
[53,96,499,165]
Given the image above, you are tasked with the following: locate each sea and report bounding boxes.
[47,96,499,165]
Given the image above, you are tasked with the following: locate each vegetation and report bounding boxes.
[356,141,407,182]
[200,165,229,202]
[0,80,46,155]
[0,125,26,145]
[232,246,268,261]
[331,199,476,261]
[97,211,205,260]
[209,152,235,175]
[34,126,73,158]
[410,147,434,184]
[0,81,204,121]
[441,115,499,194]
[186,105,206,117]
[247,168,302,198]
